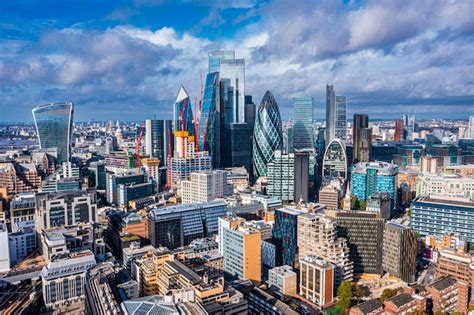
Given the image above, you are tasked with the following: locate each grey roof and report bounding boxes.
[355,299,384,314]
[41,251,96,280]
[166,260,201,285]
[429,276,457,292]
[386,293,414,308]
[121,296,179,315]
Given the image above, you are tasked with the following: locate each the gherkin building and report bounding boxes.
[253,90,283,178]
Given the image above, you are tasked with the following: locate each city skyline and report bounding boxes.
[1,0,473,122]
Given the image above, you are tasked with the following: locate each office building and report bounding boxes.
[141,158,160,186]
[416,173,474,201]
[198,72,222,168]
[435,249,474,302]
[244,95,256,130]
[148,200,227,249]
[224,122,253,172]
[117,181,154,209]
[426,277,468,314]
[293,97,314,150]
[366,192,391,219]
[322,139,347,180]
[354,127,372,164]
[0,223,10,272]
[253,90,283,178]
[326,85,336,145]
[411,196,474,242]
[268,265,297,296]
[394,119,404,142]
[10,193,36,230]
[181,170,232,204]
[218,215,245,255]
[319,178,344,210]
[41,161,81,192]
[221,219,261,283]
[0,161,41,193]
[173,86,195,137]
[32,102,74,164]
[297,213,353,287]
[8,225,37,265]
[273,207,307,267]
[106,172,149,206]
[41,250,96,311]
[353,114,368,163]
[326,210,384,274]
[402,114,415,141]
[294,151,310,203]
[299,255,335,308]
[209,50,245,123]
[35,190,98,230]
[87,162,106,190]
[393,144,424,168]
[267,150,295,203]
[105,151,138,171]
[168,131,212,186]
[383,222,417,284]
[145,119,171,164]
[351,161,398,209]
[335,96,347,142]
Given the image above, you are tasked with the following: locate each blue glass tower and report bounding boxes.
[173,86,195,137]
[198,72,221,168]
[252,91,283,178]
[293,96,314,150]
[32,102,74,164]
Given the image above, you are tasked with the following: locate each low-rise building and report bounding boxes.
[268,265,297,296]
[426,276,468,314]
[299,255,335,308]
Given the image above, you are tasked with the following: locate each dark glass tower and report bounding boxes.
[173,86,195,137]
[252,91,283,178]
[198,72,221,168]
[32,102,74,164]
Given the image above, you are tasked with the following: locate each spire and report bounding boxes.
[175,85,189,103]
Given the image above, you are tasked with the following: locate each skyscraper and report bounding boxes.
[208,50,245,123]
[267,150,295,202]
[294,151,310,203]
[469,116,474,139]
[32,102,74,164]
[253,91,283,178]
[173,86,195,137]
[293,97,314,150]
[244,95,256,130]
[273,207,307,267]
[353,114,371,163]
[145,119,172,165]
[322,139,348,180]
[325,85,335,145]
[198,72,221,168]
[394,119,404,142]
[335,96,347,142]
[403,114,415,141]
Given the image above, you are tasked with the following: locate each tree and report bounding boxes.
[353,283,364,299]
[359,200,367,210]
[337,280,354,310]
[380,288,399,303]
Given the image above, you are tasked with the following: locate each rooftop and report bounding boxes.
[354,299,384,314]
[386,293,414,308]
[428,277,458,292]
[414,195,474,208]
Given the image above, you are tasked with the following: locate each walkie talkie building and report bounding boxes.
[32,102,74,164]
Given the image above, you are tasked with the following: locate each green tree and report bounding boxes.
[380,288,398,303]
[359,200,367,210]
[337,280,353,309]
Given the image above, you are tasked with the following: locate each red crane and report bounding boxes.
[135,124,145,168]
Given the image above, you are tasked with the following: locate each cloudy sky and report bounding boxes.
[1,0,473,122]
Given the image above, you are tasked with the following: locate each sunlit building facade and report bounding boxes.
[322,139,347,180]
[293,97,314,150]
[32,102,74,164]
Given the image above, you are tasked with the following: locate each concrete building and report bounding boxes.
[297,213,353,287]
[0,222,10,272]
[181,170,232,204]
[41,250,97,311]
[366,192,391,219]
[8,225,37,266]
[411,196,474,242]
[268,265,297,296]
[35,190,98,230]
[318,178,343,209]
[248,287,298,315]
[299,255,335,308]
[0,161,41,193]
[221,218,261,283]
[436,249,474,302]
[267,150,295,203]
[382,222,417,284]
[9,193,36,230]
[416,173,474,201]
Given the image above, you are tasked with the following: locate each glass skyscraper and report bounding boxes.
[198,72,221,168]
[325,85,347,145]
[293,97,314,150]
[322,139,347,180]
[173,86,195,137]
[145,119,172,166]
[208,50,245,123]
[335,96,347,142]
[32,102,74,164]
[253,90,283,178]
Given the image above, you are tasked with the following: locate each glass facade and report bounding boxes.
[325,85,335,145]
[173,86,195,137]
[335,96,347,142]
[253,90,283,178]
[272,208,300,267]
[145,119,170,165]
[208,50,245,123]
[322,139,347,180]
[198,72,221,168]
[32,102,74,164]
[293,97,314,150]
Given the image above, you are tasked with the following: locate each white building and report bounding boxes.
[0,222,10,272]
[9,225,37,266]
[416,173,474,201]
[181,170,232,204]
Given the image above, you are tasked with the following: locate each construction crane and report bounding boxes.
[135,123,145,168]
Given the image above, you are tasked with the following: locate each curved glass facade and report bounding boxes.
[253,90,283,177]
[198,72,221,168]
[322,139,347,180]
[173,86,195,137]
[32,102,74,164]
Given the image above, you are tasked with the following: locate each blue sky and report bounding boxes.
[0,0,473,122]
